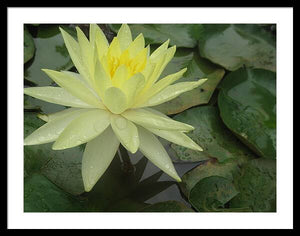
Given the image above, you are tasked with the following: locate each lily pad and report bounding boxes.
[198,24,276,72]
[24,173,84,212]
[109,24,203,48]
[179,157,254,212]
[229,158,276,212]
[179,158,246,199]
[218,68,276,159]
[171,106,256,163]
[153,48,225,115]
[189,176,239,212]
[24,25,75,86]
[24,26,35,63]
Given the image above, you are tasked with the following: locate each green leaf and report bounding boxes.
[229,158,276,212]
[24,26,35,63]
[171,106,256,163]
[218,68,276,159]
[24,173,84,212]
[189,176,239,212]
[153,48,225,115]
[24,25,75,86]
[109,24,203,48]
[140,200,194,212]
[198,24,276,72]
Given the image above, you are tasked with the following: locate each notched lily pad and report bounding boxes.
[218,67,276,159]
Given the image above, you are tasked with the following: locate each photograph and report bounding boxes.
[6,7,293,230]
[23,23,277,213]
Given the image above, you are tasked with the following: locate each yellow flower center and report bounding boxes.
[108,48,148,80]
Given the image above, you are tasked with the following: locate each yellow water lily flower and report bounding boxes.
[24,24,207,192]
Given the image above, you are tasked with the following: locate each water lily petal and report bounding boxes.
[110,114,139,153]
[153,46,177,84]
[117,24,132,51]
[82,126,119,192]
[61,71,100,98]
[141,79,208,107]
[146,128,203,151]
[149,68,187,96]
[103,87,128,114]
[122,73,145,107]
[140,52,167,93]
[42,69,104,109]
[138,126,181,182]
[37,108,81,122]
[122,108,194,132]
[59,27,89,81]
[149,39,169,62]
[141,62,155,82]
[133,68,187,108]
[111,64,128,86]
[89,24,109,60]
[76,27,95,85]
[107,37,121,59]
[52,109,110,150]
[24,108,89,146]
[24,87,95,108]
[130,47,148,74]
[94,59,112,99]
[127,33,145,58]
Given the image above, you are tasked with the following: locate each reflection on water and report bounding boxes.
[128,139,200,206]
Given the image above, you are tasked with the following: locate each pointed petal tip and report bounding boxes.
[83,184,93,192]
[195,145,204,152]
[51,142,66,150]
[37,113,49,122]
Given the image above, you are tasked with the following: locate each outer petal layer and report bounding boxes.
[117,24,132,51]
[37,108,81,122]
[24,108,88,145]
[110,115,139,154]
[24,87,95,108]
[138,126,181,182]
[52,109,110,150]
[146,128,203,151]
[141,79,207,107]
[122,108,194,132]
[82,126,120,192]
[42,69,105,109]
[59,27,89,81]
